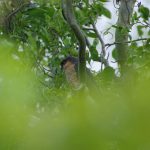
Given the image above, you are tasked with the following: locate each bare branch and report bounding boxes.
[106,38,149,47]
[92,22,105,56]
[91,21,109,67]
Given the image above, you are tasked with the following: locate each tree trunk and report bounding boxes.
[115,0,136,74]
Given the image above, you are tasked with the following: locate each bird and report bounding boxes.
[61,56,80,89]
[61,56,100,95]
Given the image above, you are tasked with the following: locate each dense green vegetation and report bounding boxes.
[0,0,150,149]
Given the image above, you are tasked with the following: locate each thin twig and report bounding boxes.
[105,38,149,47]
[92,21,106,56]
[91,20,109,67]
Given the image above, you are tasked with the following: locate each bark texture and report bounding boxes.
[115,0,136,73]
[62,0,86,83]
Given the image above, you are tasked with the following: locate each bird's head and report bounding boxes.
[61,56,78,70]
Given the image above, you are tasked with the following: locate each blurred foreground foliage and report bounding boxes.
[0,0,150,149]
[0,41,150,150]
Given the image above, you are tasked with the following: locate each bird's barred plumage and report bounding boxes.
[61,56,80,89]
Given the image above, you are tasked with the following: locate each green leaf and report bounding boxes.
[139,6,150,20]
[90,46,99,61]
[133,12,138,21]
[100,66,115,81]
[94,3,111,18]
[137,25,144,36]
[146,38,150,45]
[86,32,97,38]
[93,39,99,47]
[102,7,111,18]
[112,48,118,60]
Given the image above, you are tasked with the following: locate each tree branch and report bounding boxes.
[91,22,105,56]
[62,0,86,83]
[91,21,109,67]
[105,38,149,47]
